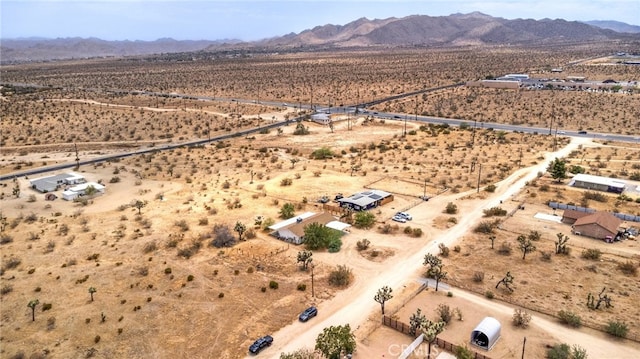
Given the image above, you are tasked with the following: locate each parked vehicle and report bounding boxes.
[578,130,587,134]
[396,212,412,220]
[392,215,407,223]
[299,306,318,322]
[249,335,273,354]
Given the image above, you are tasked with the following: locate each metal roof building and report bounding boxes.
[337,189,394,211]
[569,174,626,194]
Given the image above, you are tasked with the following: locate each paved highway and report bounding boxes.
[2,81,638,182]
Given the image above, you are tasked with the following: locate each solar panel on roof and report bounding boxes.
[351,195,363,200]
[369,194,382,199]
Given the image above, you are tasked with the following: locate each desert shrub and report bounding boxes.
[484,184,497,193]
[174,220,189,232]
[293,123,310,135]
[605,321,628,338]
[581,248,601,260]
[328,265,352,287]
[472,271,485,283]
[436,304,452,324]
[94,335,101,344]
[583,191,608,203]
[198,217,209,226]
[0,233,13,244]
[356,239,370,251]
[310,147,334,159]
[187,275,194,282]
[247,267,254,274]
[3,256,21,270]
[497,241,512,255]
[260,287,267,293]
[474,220,496,234]
[485,291,494,299]
[244,228,256,239]
[327,237,342,253]
[617,261,637,276]
[539,184,550,192]
[177,240,201,258]
[1,285,13,295]
[218,292,225,298]
[47,316,56,331]
[142,241,157,254]
[42,303,52,311]
[512,309,531,328]
[453,245,461,252]
[378,223,399,234]
[412,228,423,237]
[403,226,413,235]
[109,176,121,183]
[297,283,307,291]
[438,243,450,257]
[451,344,473,359]
[540,251,552,262]
[558,310,582,328]
[280,178,293,186]
[445,202,458,214]
[210,224,236,248]
[269,280,279,289]
[483,207,507,217]
[546,343,582,359]
[353,212,376,229]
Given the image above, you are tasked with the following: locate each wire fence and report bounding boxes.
[382,316,492,359]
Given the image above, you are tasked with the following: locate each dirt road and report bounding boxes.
[251,137,592,358]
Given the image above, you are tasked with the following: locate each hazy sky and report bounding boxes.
[1,0,639,41]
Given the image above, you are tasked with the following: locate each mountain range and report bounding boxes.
[2,13,639,63]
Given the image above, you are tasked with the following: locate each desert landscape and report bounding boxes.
[1,32,640,359]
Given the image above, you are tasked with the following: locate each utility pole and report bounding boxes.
[74,142,80,171]
[310,264,315,298]
[403,114,407,137]
[423,179,428,200]
[476,163,482,193]
[471,118,477,147]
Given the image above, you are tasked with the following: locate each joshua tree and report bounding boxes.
[496,271,515,292]
[420,319,446,358]
[297,250,313,271]
[133,199,146,215]
[409,308,426,336]
[234,221,247,241]
[89,287,97,302]
[489,235,496,249]
[587,287,613,310]
[431,264,448,292]
[28,299,39,321]
[374,285,393,315]
[555,233,570,254]
[517,235,536,260]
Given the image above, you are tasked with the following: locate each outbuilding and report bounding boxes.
[470,317,501,350]
[30,172,86,193]
[268,212,350,245]
[569,174,626,194]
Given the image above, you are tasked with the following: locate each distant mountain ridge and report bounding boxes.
[258,12,638,47]
[0,37,240,63]
[2,13,639,63]
[582,20,640,33]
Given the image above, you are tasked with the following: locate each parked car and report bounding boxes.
[249,335,273,354]
[299,306,318,322]
[392,215,407,223]
[578,130,587,134]
[396,212,412,220]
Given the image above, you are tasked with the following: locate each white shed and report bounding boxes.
[470,317,501,350]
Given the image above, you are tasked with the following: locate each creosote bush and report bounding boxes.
[558,310,582,328]
[328,265,352,287]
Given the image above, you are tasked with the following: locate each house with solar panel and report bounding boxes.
[336,189,394,211]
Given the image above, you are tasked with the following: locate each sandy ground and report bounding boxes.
[244,137,640,358]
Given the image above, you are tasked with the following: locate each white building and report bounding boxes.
[62,182,105,201]
[30,172,85,193]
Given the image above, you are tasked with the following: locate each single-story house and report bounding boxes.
[572,211,623,240]
[310,113,331,125]
[561,209,592,224]
[30,172,86,193]
[62,182,105,201]
[337,189,394,211]
[268,212,350,245]
[568,174,626,194]
[470,317,501,351]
